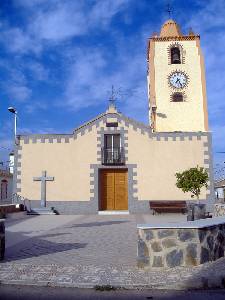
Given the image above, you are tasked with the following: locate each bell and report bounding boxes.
[172,52,180,64]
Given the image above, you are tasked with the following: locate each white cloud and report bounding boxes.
[0,0,132,55]
[0,56,48,106]
[24,101,47,114]
[14,0,48,7]
[0,27,41,55]
[60,26,148,124]
[30,3,88,43]
[90,0,130,26]
[26,61,49,81]
[6,85,32,102]
[182,0,225,164]
[0,66,32,102]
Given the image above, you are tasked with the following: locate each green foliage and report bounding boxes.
[175,166,209,199]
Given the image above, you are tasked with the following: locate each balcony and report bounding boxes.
[101,147,125,165]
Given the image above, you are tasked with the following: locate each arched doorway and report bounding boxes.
[1,180,8,200]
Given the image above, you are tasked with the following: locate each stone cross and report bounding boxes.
[33,171,54,207]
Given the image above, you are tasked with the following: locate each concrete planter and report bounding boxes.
[187,203,206,221]
[0,220,5,260]
[137,217,225,269]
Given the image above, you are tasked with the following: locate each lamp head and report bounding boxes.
[8,107,17,114]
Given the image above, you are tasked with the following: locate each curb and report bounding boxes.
[1,275,225,290]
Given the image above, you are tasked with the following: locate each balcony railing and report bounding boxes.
[101,147,125,165]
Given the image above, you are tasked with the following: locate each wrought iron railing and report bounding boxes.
[101,147,125,165]
[12,193,31,212]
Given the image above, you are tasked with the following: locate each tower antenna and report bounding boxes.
[108,85,117,107]
[107,85,136,108]
[166,2,173,19]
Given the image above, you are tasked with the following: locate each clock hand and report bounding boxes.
[177,79,183,88]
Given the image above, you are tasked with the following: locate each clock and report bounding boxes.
[168,71,188,89]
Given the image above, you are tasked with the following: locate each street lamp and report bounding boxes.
[8,106,17,144]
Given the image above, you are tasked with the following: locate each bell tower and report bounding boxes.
[147,19,209,132]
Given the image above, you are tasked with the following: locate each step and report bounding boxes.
[98,210,129,215]
[27,207,56,215]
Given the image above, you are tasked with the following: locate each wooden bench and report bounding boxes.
[149,201,187,214]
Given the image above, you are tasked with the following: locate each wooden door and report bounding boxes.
[100,169,128,210]
[100,170,115,210]
[114,171,128,210]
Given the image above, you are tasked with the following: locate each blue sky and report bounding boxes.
[0,0,224,177]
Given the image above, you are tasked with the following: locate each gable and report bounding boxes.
[73,108,151,139]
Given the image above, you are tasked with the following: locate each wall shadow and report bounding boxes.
[2,230,87,263]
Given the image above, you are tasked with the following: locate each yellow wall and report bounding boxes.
[17,118,209,203]
[18,125,99,201]
[127,128,208,200]
[151,40,206,132]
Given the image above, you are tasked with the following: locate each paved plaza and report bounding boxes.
[4,214,187,267]
[1,213,225,289]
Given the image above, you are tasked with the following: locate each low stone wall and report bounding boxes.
[137,218,225,269]
[214,203,225,217]
[0,204,24,217]
[0,220,5,260]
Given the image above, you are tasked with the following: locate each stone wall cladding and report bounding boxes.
[214,204,225,217]
[203,133,215,211]
[138,224,225,269]
[0,220,5,260]
[13,145,22,194]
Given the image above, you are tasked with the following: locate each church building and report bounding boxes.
[13,19,214,214]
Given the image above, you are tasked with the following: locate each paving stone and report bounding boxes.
[178,229,195,241]
[152,256,163,267]
[151,241,162,252]
[162,238,177,248]
[207,235,214,251]
[185,243,198,266]
[166,249,183,267]
[198,229,207,243]
[145,230,154,240]
[158,229,174,239]
[200,247,209,264]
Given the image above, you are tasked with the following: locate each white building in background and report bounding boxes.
[9,152,14,174]
[215,179,225,202]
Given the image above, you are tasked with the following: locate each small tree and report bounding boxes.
[175,166,209,201]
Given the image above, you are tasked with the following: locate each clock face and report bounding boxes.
[169,71,188,89]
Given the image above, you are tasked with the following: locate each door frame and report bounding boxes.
[90,163,142,213]
[99,168,128,211]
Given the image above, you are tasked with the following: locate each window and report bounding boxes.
[104,134,120,149]
[171,47,181,64]
[172,92,183,102]
[102,134,124,165]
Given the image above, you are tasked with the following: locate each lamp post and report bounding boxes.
[8,107,17,144]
